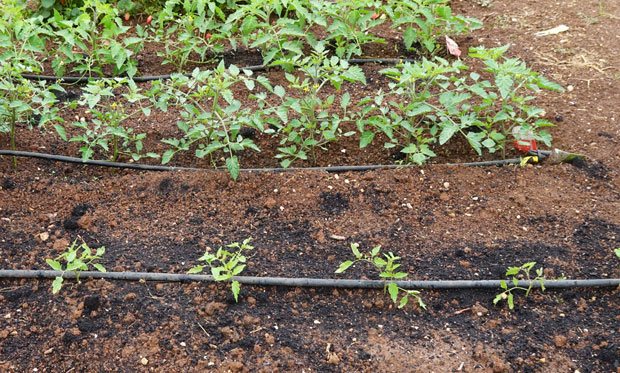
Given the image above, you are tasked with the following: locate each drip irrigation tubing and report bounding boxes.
[0,270,618,290]
[20,58,418,83]
[0,150,539,173]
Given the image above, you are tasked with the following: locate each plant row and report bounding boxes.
[0,43,561,179]
[2,0,482,76]
[48,237,569,312]
[1,45,563,179]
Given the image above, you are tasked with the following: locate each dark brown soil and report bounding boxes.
[1,0,620,371]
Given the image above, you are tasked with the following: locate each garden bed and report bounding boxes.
[1,0,620,371]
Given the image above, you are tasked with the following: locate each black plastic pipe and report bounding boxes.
[20,58,418,83]
[0,150,532,173]
[0,270,618,290]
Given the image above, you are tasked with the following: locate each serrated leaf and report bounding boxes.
[66,250,76,263]
[417,297,427,310]
[398,295,409,309]
[188,265,204,274]
[371,246,381,257]
[493,294,503,305]
[403,27,417,49]
[439,123,459,145]
[387,282,399,303]
[231,280,241,302]
[93,263,106,273]
[52,276,63,294]
[340,92,350,109]
[232,264,246,275]
[373,257,386,267]
[274,85,286,98]
[351,243,362,259]
[226,156,240,181]
[496,74,514,100]
[46,259,62,271]
[335,260,354,274]
[54,125,67,141]
[359,131,375,148]
[343,66,366,84]
[228,64,240,76]
[161,149,175,165]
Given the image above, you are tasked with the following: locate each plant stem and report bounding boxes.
[10,108,17,168]
[112,135,119,162]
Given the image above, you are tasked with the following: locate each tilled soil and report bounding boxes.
[1,0,620,371]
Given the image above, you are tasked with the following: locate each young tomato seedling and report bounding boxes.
[45,239,106,294]
[58,78,157,162]
[336,243,426,310]
[494,261,546,310]
[188,238,253,302]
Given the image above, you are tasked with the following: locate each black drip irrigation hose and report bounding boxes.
[0,270,618,290]
[0,150,537,173]
[20,58,418,83]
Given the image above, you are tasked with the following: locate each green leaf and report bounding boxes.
[54,125,67,141]
[351,243,362,259]
[507,293,514,310]
[439,123,459,145]
[406,103,433,117]
[274,85,286,98]
[52,276,64,294]
[536,76,564,92]
[481,138,495,148]
[92,263,106,273]
[493,293,503,305]
[228,65,240,76]
[46,259,62,271]
[417,297,427,310]
[342,66,366,84]
[161,150,175,165]
[387,282,399,303]
[373,257,387,267]
[371,246,381,257]
[398,295,409,309]
[335,260,354,274]
[496,74,514,100]
[244,79,255,91]
[403,27,417,49]
[401,144,418,154]
[188,265,204,274]
[359,131,375,148]
[226,156,240,181]
[232,264,246,275]
[66,250,76,263]
[340,92,350,109]
[231,280,241,302]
